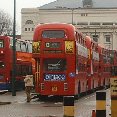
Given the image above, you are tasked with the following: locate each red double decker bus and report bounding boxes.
[32,23,89,98]
[85,36,100,91]
[101,48,111,87]
[0,36,35,90]
[110,50,117,70]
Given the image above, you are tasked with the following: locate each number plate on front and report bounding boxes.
[45,42,60,48]
[52,86,57,91]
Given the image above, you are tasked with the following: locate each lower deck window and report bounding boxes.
[44,59,66,72]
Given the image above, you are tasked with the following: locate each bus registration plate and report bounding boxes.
[52,86,57,91]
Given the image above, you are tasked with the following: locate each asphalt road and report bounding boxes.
[0,89,111,117]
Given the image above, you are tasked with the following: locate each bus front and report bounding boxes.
[32,23,76,97]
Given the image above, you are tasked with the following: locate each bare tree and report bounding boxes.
[0,10,13,35]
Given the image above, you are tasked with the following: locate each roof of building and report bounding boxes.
[39,0,117,9]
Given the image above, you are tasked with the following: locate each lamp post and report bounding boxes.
[12,0,16,96]
[71,8,74,25]
[67,8,75,25]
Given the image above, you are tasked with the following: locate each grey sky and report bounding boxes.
[0,0,55,33]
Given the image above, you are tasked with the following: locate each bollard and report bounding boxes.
[96,91,106,117]
[63,96,74,117]
[111,92,117,117]
[110,77,117,117]
[92,110,96,117]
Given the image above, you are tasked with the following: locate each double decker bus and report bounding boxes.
[85,36,100,91]
[97,45,111,88]
[0,36,35,90]
[32,23,89,97]
[110,50,117,75]
[101,48,111,87]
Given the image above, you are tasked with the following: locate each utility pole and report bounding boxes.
[12,0,16,96]
[71,9,74,25]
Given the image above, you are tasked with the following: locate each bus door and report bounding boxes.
[35,59,40,92]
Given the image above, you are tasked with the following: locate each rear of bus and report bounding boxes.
[32,23,76,96]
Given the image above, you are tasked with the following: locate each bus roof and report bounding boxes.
[33,23,75,41]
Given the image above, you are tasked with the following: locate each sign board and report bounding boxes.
[110,77,117,96]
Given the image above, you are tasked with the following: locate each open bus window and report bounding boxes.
[42,30,65,38]
[0,61,5,68]
[44,59,66,72]
[20,42,27,52]
[16,41,21,51]
[0,40,4,48]
[26,42,32,53]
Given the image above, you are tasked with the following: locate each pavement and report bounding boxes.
[0,91,63,117]
[0,89,111,117]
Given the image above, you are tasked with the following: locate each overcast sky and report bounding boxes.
[0,0,56,33]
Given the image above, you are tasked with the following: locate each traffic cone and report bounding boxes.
[92,110,96,117]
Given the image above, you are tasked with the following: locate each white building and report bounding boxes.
[21,0,117,50]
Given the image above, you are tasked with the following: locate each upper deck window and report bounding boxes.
[0,40,4,48]
[42,30,65,39]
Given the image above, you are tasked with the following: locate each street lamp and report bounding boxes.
[12,0,16,96]
[66,8,75,25]
[71,8,75,25]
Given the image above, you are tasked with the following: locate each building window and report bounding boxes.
[92,35,98,42]
[25,28,27,31]
[102,22,113,25]
[81,13,88,16]
[25,20,34,32]
[25,20,34,24]
[77,22,88,25]
[90,22,100,25]
[105,35,111,42]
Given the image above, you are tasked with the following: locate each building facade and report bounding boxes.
[21,0,117,50]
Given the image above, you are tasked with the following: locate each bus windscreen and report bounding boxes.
[0,40,4,48]
[44,59,66,72]
[42,30,65,38]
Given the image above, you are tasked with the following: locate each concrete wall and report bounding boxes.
[21,8,117,50]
